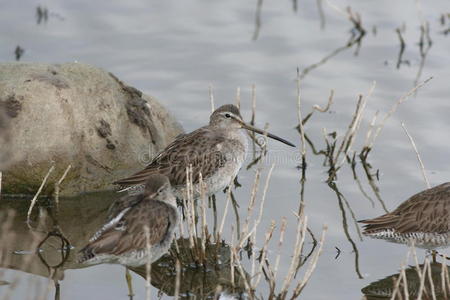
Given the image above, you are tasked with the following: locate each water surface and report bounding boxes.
[1,0,449,299]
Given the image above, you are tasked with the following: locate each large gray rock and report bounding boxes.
[0,62,183,196]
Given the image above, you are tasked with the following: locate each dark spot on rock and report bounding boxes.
[96,119,112,138]
[127,86,143,97]
[109,73,148,123]
[108,72,155,143]
[47,66,59,76]
[0,95,23,118]
[98,101,111,111]
[30,73,70,89]
[106,138,116,150]
[126,98,150,128]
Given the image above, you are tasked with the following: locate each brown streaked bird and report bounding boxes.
[78,174,179,267]
[359,182,450,257]
[114,104,295,198]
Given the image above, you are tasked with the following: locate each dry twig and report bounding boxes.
[144,225,152,300]
[54,165,71,211]
[401,122,430,188]
[296,69,306,158]
[367,77,433,149]
[27,165,55,225]
[174,259,181,299]
[209,85,215,113]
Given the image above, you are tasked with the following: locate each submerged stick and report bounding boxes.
[316,0,326,29]
[350,154,375,207]
[291,225,328,298]
[395,27,406,69]
[251,84,256,126]
[329,182,363,278]
[252,0,263,41]
[415,22,432,86]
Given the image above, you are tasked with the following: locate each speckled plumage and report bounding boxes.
[360,182,450,249]
[78,174,179,266]
[114,104,294,199]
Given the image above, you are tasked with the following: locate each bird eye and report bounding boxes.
[225,113,231,118]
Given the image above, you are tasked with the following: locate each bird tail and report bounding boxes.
[358,213,398,235]
[77,245,96,264]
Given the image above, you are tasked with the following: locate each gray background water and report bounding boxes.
[1,0,449,299]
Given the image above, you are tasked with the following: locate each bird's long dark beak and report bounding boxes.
[238,120,296,147]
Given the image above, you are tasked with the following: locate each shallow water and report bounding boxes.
[1,0,450,299]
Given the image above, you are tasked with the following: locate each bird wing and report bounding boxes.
[106,194,142,221]
[360,182,450,234]
[80,201,175,258]
[113,127,228,187]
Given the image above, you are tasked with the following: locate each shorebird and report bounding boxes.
[78,174,179,267]
[114,104,295,198]
[359,182,450,260]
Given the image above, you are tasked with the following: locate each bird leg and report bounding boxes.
[432,250,437,263]
[125,267,134,300]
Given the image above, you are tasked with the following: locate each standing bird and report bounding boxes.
[359,182,450,261]
[78,174,179,267]
[114,104,295,198]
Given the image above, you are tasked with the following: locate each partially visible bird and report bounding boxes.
[359,182,450,260]
[78,174,179,267]
[114,104,295,199]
